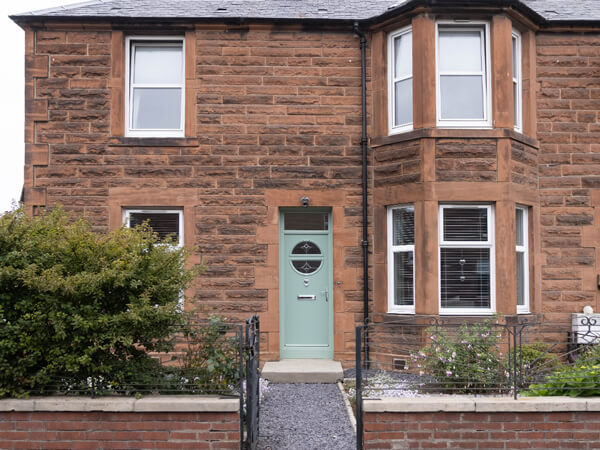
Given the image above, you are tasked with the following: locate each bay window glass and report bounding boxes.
[516,206,529,313]
[436,23,491,127]
[388,205,415,313]
[127,38,184,137]
[439,205,495,314]
[389,27,413,134]
[512,30,523,132]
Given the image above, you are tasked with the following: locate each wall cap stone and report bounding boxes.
[363,396,600,413]
[0,396,239,413]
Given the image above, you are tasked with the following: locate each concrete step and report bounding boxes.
[261,359,344,383]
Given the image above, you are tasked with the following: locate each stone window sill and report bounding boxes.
[371,128,538,149]
[109,137,199,147]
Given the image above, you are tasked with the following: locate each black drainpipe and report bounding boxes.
[353,22,369,366]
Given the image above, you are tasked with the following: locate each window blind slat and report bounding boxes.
[130,212,180,242]
[440,248,491,309]
[394,251,414,306]
[443,208,487,241]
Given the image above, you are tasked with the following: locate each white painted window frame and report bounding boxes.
[122,208,185,248]
[435,21,492,128]
[387,205,415,314]
[516,205,529,314]
[512,29,523,133]
[125,36,185,138]
[388,26,413,135]
[438,204,496,315]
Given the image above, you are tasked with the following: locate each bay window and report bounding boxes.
[388,27,413,134]
[388,205,415,313]
[516,206,529,313]
[436,22,491,128]
[439,205,495,314]
[512,30,523,132]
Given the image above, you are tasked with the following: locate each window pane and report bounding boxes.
[516,208,524,246]
[292,241,321,255]
[516,251,525,306]
[443,207,488,242]
[439,30,482,72]
[512,36,518,78]
[284,213,329,231]
[394,251,414,306]
[394,78,413,126]
[132,88,182,129]
[440,248,490,309]
[129,212,180,241]
[392,207,414,245]
[394,32,412,79]
[440,75,484,119]
[513,82,518,128]
[133,45,183,84]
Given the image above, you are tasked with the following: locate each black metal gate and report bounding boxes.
[243,315,260,449]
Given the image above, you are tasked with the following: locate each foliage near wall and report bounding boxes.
[0,207,195,398]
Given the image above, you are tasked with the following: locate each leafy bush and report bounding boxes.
[0,207,196,398]
[526,344,600,397]
[410,319,508,394]
[179,315,241,393]
[512,342,563,386]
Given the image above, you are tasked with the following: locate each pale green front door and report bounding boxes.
[280,209,333,359]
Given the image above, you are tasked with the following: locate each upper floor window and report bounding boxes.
[388,205,415,313]
[436,22,491,128]
[126,37,185,137]
[439,204,495,315]
[512,30,522,132]
[388,27,413,134]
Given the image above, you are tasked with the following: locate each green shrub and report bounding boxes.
[526,344,600,397]
[410,319,508,394]
[512,342,563,386]
[179,315,241,394]
[0,207,196,398]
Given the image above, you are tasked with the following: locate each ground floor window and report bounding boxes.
[439,204,494,315]
[387,205,415,313]
[516,205,529,314]
[123,208,184,248]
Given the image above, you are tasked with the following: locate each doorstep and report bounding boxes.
[261,359,343,383]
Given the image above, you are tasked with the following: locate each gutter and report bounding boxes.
[353,22,370,365]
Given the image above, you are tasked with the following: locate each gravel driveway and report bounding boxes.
[257,383,356,450]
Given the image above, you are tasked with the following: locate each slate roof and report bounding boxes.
[10,0,600,24]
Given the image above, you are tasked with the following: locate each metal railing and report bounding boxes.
[244,315,260,450]
[354,315,600,450]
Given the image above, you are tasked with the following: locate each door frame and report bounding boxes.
[279,207,334,359]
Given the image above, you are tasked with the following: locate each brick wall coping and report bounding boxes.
[364,396,600,413]
[0,396,239,413]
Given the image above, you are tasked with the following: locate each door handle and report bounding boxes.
[321,288,329,302]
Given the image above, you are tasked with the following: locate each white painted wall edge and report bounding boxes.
[363,396,600,413]
[0,396,240,413]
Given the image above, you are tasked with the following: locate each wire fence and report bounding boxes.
[354,315,600,400]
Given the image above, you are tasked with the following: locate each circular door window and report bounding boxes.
[290,241,322,274]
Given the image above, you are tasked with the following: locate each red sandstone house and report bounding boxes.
[9,0,600,365]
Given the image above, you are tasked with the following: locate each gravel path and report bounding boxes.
[257,383,356,450]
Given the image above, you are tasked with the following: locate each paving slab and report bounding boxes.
[261,359,344,383]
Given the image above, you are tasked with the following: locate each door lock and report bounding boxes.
[321,288,329,302]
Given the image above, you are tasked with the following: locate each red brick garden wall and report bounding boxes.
[0,411,239,450]
[364,411,600,449]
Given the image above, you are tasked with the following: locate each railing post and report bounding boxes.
[356,325,363,450]
[512,324,518,400]
[240,322,246,450]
